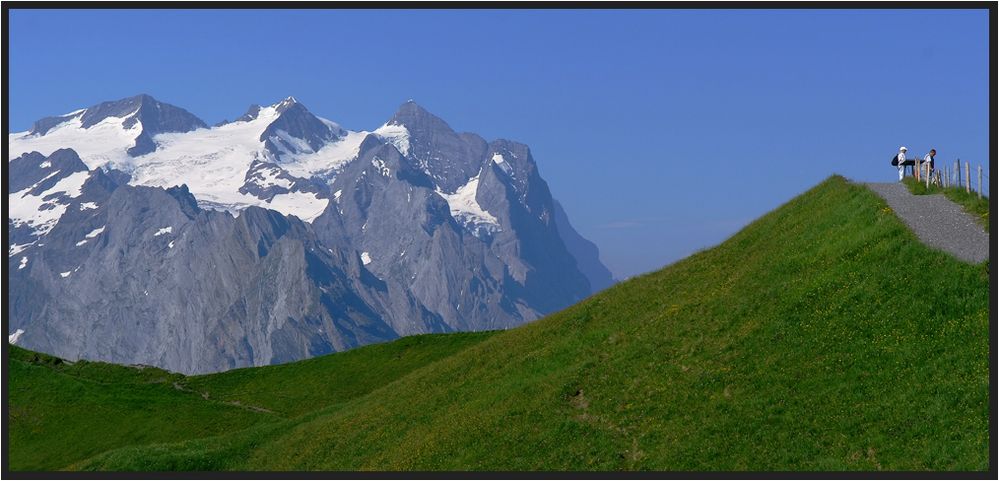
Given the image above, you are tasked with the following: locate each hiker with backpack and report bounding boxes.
[894,146,908,181]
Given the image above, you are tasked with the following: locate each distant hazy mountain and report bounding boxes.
[7,94,615,374]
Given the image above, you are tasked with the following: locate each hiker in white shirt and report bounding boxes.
[897,146,908,181]
[923,149,936,180]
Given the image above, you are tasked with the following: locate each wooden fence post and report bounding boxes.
[915,159,921,181]
[965,161,971,193]
[926,163,930,188]
[943,166,949,188]
[978,165,982,199]
[956,160,961,187]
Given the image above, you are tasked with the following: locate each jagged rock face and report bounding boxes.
[313,140,533,333]
[7,179,409,374]
[380,101,490,193]
[239,160,327,203]
[475,141,592,312]
[9,149,88,193]
[8,149,117,253]
[7,96,615,374]
[375,104,593,314]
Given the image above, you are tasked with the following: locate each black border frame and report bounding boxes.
[1,1,995,479]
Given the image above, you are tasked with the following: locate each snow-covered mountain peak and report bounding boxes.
[78,94,206,134]
[15,94,207,160]
[274,96,300,112]
[259,97,343,157]
[10,96,549,231]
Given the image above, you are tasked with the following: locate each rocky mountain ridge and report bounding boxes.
[7,94,615,373]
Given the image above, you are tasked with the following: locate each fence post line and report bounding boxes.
[978,165,982,199]
[965,161,971,193]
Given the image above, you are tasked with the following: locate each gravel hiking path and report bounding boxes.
[865,182,989,264]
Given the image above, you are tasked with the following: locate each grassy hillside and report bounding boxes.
[8,332,495,471]
[8,346,272,471]
[9,176,990,471]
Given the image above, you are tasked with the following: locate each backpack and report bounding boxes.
[891,154,900,166]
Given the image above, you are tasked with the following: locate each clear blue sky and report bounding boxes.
[8,9,991,278]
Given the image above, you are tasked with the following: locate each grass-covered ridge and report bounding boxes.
[9,176,989,471]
